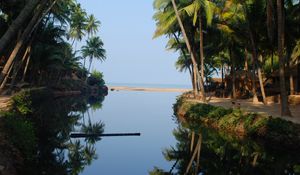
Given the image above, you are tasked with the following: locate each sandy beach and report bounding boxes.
[109,87,300,123]
[109,86,191,93]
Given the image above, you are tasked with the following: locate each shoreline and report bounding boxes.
[109,86,191,93]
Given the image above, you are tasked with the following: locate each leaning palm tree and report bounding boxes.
[81,36,106,74]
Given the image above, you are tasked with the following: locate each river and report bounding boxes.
[5,89,300,175]
[81,91,180,174]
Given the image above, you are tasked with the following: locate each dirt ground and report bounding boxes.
[0,96,11,111]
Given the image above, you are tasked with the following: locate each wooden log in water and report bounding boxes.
[70,133,141,138]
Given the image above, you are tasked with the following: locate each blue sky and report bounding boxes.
[77,0,191,86]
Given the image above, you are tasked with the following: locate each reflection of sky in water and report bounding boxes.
[81,91,180,175]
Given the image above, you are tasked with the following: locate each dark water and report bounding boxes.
[14,90,300,175]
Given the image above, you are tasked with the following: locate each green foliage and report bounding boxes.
[91,70,103,80]
[12,90,32,115]
[3,113,37,160]
[149,167,169,175]
[12,88,52,115]
[174,97,300,145]
[207,106,232,119]
[87,70,105,87]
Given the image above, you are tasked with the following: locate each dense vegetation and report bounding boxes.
[0,88,105,175]
[153,0,300,116]
[0,0,106,94]
[149,121,300,175]
[174,95,300,147]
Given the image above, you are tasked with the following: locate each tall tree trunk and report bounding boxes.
[277,0,292,116]
[0,0,40,52]
[250,54,259,103]
[230,49,236,99]
[171,0,202,99]
[289,54,295,95]
[0,62,14,91]
[258,55,267,104]
[0,0,56,85]
[199,14,206,102]
[9,45,31,91]
[249,31,264,104]
[172,32,194,90]
[221,62,225,98]
[244,48,248,71]
[21,45,32,82]
[88,57,93,74]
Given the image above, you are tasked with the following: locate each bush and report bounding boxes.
[88,70,105,86]
[207,106,233,119]
[3,114,37,160]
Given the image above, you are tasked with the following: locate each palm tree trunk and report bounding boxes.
[199,14,206,102]
[0,62,14,91]
[249,31,261,103]
[21,46,31,82]
[0,0,56,85]
[229,48,236,99]
[88,57,93,74]
[277,0,291,116]
[257,55,267,104]
[9,45,31,90]
[289,59,295,95]
[244,48,248,71]
[172,32,194,89]
[0,0,40,52]
[171,0,201,99]
[250,54,259,103]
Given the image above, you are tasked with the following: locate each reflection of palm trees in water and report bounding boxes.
[67,98,105,175]
[150,121,300,175]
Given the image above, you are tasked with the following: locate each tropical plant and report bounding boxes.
[81,36,106,74]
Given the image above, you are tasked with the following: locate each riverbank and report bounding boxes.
[174,95,300,149]
[193,97,300,124]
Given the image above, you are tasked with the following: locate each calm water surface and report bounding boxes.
[15,89,300,175]
[81,91,180,175]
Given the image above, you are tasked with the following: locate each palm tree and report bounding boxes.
[277,0,292,116]
[81,119,105,144]
[86,14,100,37]
[81,36,106,74]
[69,3,87,46]
[170,0,208,101]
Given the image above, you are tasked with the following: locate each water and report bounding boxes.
[81,91,180,174]
[107,82,192,89]
[9,90,300,174]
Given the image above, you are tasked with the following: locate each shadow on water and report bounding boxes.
[150,115,300,175]
[3,90,106,175]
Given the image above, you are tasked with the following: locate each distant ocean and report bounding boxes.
[107,82,192,89]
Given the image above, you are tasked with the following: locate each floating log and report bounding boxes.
[70,132,141,138]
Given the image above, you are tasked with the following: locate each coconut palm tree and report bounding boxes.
[277,0,292,116]
[81,36,106,74]
[81,119,105,144]
[86,14,100,37]
[69,3,87,46]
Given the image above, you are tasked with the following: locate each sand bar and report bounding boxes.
[109,86,191,93]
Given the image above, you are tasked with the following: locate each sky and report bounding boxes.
[77,0,191,86]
